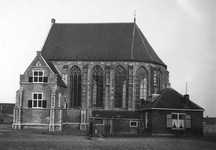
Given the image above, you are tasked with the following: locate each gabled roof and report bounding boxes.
[92,110,139,119]
[41,22,166,68]
[137,88,204,111]
[46,61,67,88]
[24,51,66,88]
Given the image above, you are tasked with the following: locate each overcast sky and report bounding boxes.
[0,0,215,117]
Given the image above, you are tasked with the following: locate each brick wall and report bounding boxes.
[21,108,50,124]
[150,110,203,136]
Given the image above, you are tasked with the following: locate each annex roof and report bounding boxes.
[25,51,67,88]
[137,88,204,111]
[92,110,139,119]
[41,22,166,68]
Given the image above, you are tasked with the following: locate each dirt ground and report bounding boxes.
[0,124,216,150]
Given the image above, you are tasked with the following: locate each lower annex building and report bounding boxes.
[13,19,204,136]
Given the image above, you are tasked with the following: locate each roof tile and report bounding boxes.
[42,23,166,68]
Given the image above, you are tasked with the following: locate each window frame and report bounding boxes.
[114,65,127,108]
[185,114,191,128]
[33,70,44,83]
[93,119,104,125]
[140,78,147,100]
[29,92,46,108]
[91,65,104,108]
[135,67,148,108]
[166,113,190,130]
[130,121,138,127]
[70,66,82,108]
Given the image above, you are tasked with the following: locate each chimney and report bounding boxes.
[134,11,136,23]
[166,83,171,88]
[36,51,41,56]
[51,18,56,24]
[184,94,189,108]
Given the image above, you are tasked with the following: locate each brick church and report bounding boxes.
[13,19,204,136]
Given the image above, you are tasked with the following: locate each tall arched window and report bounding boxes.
[135,67,148,107]
[114,66,127,108]
[91,66,104,107]
[70,66,82,107]
[140,78,147,100]
[157,69,162,93]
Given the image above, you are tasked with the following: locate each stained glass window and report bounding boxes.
[114,66,127,108]
[135,67,148,107]
[157,69,162,92]
[91,66,104,107]
[70,66,82,107]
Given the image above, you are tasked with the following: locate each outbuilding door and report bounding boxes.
[105,119,111,133]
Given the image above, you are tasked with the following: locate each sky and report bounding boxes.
[0,0,215,117]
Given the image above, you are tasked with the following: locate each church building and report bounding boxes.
[13,19,204,136]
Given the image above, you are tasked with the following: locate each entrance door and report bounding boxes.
[105,119,111,133]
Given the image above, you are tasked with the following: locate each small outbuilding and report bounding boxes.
[0,103,15,124]
[136,88,204,136]
[203,117,216,135]
[91,110,140,134]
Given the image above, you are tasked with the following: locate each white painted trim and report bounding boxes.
[32,70,44,83]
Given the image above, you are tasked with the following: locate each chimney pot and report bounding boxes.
[51,18,56,24]
[36,51,41,56]
[166,83,171,88]
[184,94,189,107]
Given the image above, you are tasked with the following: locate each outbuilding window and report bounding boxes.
[93,119,104,125]
[130,121,138,127]
[166,113,191,129]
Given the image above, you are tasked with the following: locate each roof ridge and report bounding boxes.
[135,25,154,61]
[162,88,204,110]
[131,23,136,59]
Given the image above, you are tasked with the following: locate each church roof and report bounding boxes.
[41,22,166,68]
[137,88,204,111]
